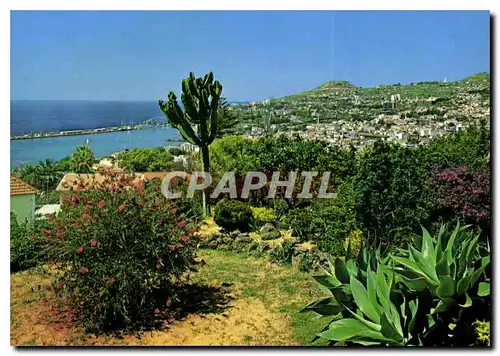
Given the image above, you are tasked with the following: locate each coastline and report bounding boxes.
[11,126,184,169]
[10,123,184,141]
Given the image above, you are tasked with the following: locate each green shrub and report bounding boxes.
[251,207,276,228]
[269,241,295,265]
[302,223,490,346]
[473,320,490,346]
[296,249,326,272]
[284,181,356,256]
[40,172,200,333]
[167,147,188,156]
[297,251,315,272]
[213,200,253,232]
[354,141,430,249]
[119,148,174,172]
[343,229,363,256]
[272,197,290,222]
[10,213,46,272]
[285,208,316,242]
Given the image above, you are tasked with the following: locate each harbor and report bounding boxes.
[10,126,184,169]
[10,122,179,141]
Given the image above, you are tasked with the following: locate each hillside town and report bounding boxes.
[228,73,490,150]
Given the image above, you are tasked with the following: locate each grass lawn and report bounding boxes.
[11,249,331,346]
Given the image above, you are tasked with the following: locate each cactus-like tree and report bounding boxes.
[159,72,222,216]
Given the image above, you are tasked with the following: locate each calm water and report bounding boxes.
[10,101,183,169]
[11,100,165,135]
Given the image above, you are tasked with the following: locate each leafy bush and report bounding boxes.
[297,251,316,272]
[40,172,200,333]
[302,223,490,346]
[344,229,362,256]
[213,200,253,232]
[473,320,490,346]
[251,207,276,228]
[354,141,430,248]
[36,190,61,205]
[269,241,295,265]
[119,148,174,172]
[424,125,490,172]
[11,213,46,272]
[285,181,356,256]
[167,147,188,156]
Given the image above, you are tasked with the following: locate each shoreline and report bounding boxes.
[10,123,185,141]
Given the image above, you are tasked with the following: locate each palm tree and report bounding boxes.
[70,145,95,173]
[14,163,39,188]
[37,158,64,191]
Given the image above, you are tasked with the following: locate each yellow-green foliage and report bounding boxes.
[251,207,276,226]
[344,229,363,256]
[474,320,490,346]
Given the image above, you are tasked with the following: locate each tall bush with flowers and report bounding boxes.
[40,171,201,333]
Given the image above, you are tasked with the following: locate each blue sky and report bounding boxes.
[11,11,490,101]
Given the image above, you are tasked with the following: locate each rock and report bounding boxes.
[229,230,241,238]
[260,223,281,241]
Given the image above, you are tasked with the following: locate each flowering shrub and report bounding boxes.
[40,172,201,333]
[428,166,490,234]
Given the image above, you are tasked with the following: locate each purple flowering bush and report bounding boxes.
[428,166,490,234]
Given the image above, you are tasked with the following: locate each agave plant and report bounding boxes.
[392,223,490,345]
[302,223,490,347]
[301,243,423,346]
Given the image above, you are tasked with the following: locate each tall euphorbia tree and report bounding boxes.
[159,72,222,216]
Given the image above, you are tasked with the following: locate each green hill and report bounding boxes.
[228,73,490,134]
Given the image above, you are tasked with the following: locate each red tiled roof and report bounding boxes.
[10,176,39,196]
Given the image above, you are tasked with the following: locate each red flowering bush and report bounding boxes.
[41,172,201,333]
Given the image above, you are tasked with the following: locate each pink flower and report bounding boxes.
[29,236,36,241]
[79,266,88,274]
[97,200,105,209]
[56,281,63,289]
[177,222,186,229]
[171,209,177,215]
[156,263,162,269]
[180,235,190,242]
[56,231,64,239]
[76,246,85,254]
[47,215,53,221]
[108,278,116,285]
[82,212,90,220]
[90,239,98,247]
[118,203,126,213]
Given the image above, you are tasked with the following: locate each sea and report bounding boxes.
[10,100,183,169]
